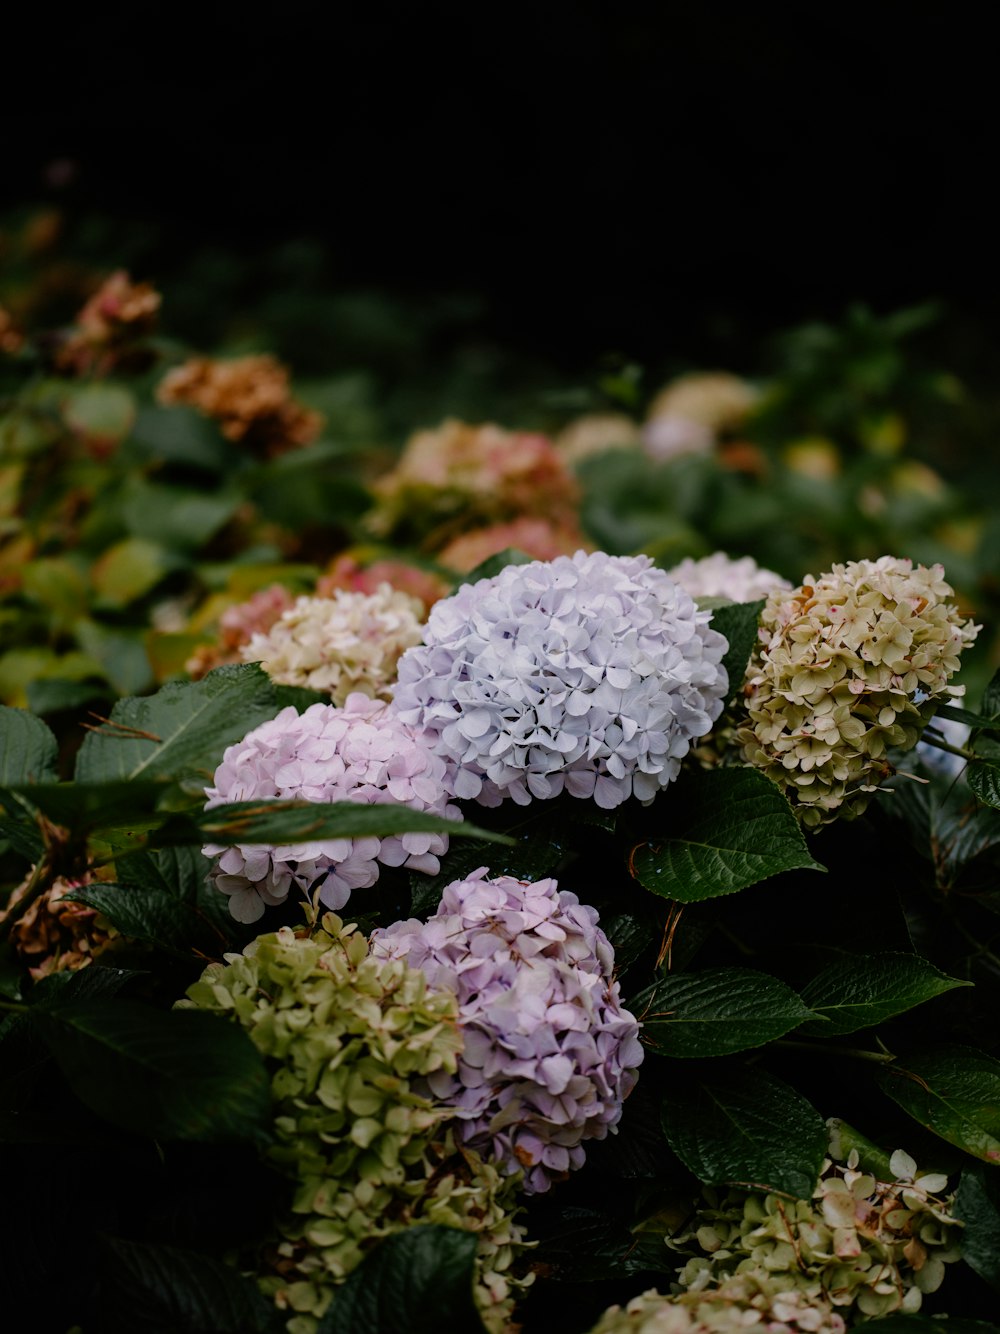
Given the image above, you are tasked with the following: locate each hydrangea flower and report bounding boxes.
[241,586,425,704]
[587,1275,846,1333]
[181,916,530,1334]
[735,557,979,826]
[371,868,644,1194]
[393,551,729,809]
[203,695,460,922]
[437,516,590,574]
[643,372,758,463]
[668,552,791,604]
[187,583,296,679]
[668,1139,962,1321]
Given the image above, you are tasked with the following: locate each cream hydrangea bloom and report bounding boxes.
[587,1275,845,1333]
[241,584,425,704]
[735,557,979,826]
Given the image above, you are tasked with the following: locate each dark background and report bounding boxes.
[5,3,996,373]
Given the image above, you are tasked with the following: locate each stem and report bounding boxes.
[921,730,976,762]
[0,856,52,943]
[0,1000,28,1014]
[776,1038,896,1064]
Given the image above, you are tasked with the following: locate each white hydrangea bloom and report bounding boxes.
[668,552,792,604]
[203,695,460,922]
[392,551,729,810]
[241,584,425,704]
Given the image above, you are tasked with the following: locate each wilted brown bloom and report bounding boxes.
[157,355,322,457]
[55,270,161,374]
[0,306,24,355]
[0,872,113,979]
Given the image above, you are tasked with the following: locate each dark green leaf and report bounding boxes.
[30,963,142,1006]
[32,1001,271,1142]
[631,768,824,903]
[66,883,228,956]
[0,706,58,785]
[709,599,765,703]
[876,1046,1000,1165]
[5,780,166,834]
[130,403,235,473]
[659,1063,827,1197]
[969,758,1000,810]
[73,664,280,790]
[120,478,240,550]
[159,798,511,849]
[26,677,109,715]
[797,952,971,1036]
[982,668,1000,722]
[98,1235,279,1334]
[318,1226,485,1334]
[955,1164,1000,1291]
[825,1117,894,1181]
[635,967,816,1058]
[936,703,1000,731]
[74,619,154,695]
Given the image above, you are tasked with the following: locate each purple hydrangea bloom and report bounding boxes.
[392,551,728,809]
[203,694,460,923]
[371,868,644,1193]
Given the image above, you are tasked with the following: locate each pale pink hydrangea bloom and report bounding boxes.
[241,584,425,704]
[438,516,590,574]
[372,868,643,1193]
[393,551,729,810]
[203,695,460,923]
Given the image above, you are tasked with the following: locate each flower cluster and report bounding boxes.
[669,1144,963,1320]
[187,583,296,679]
[54,270,161,375]
[203,696,460,922]
[372,869,643,1193]
[736,557,979,826]
[182,917,530,1334]
[157,354,322,456]
[316,553,450,611]
[0,872,115,979]
[368,418,580,544]
[643,373,758,462]
[668,552,791,604]
[393,551,728,809]
[241,586,425,704]
[587,1274,845,1333]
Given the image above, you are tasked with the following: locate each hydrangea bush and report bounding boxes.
[6,275,1000,1332]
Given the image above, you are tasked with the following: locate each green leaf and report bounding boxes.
[631,768,824,903]
[66,883,228,956]
[876,1046,1000,1166]
[120,478,241,551]
[5,779,166,834]
[709,599,765,703]
[955,1164,1000,1290]
[936,703,1000,731]
[90,537,177,607]
[73,664,280,791]
[97,1236,279,1334]
[659,1063,828,1197]
[161,798,512,850]
[0,706,58,785]
[75,619,154,695]
[62,382,136,443]
[634,967,817,1058]
[968,757,1000,810]
[32,1001,271,1142]
[130,403,236,473]
[797,952,971,1036]
[318,1226,486,1334]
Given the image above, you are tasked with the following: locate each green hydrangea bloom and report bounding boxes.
[667,1143,962,1321]
[735,557,978,827]
[182,916,531,1333]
